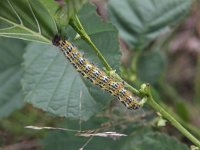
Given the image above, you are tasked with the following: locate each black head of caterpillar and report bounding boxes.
[52,35,61,46]
[52,35,141,110]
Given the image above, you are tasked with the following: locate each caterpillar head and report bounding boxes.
[52,35,61,46]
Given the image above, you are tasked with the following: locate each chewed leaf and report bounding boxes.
[0,0,57,43]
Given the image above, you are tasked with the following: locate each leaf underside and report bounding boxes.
[0,0,57,43]
[0,37,26,118]
[22,4,121,120]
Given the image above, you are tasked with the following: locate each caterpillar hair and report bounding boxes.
[52,35,140,110]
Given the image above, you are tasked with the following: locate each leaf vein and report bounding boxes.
[0,16,50,43]
[7,0,23,25]
[27,0,41,34]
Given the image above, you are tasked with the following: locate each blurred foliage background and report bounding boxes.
[0,0,200,149]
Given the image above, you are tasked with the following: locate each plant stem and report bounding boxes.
[146,85,200,148]
[160,102,200,139]
[69,15,112,71]
[70,15,200,148]
[126,74,200,139]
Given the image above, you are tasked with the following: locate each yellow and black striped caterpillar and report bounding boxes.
[52,35,140,110]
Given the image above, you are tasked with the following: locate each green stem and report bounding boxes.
[130,76,200,139]
[146,85,200,148]
[69,15,200,148]
[69,15,112,71]
[160,102,200,139]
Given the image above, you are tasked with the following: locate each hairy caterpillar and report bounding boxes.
[52,35,140,110]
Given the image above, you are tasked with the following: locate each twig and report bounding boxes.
[69,15,200,148]
[142,84,200,148]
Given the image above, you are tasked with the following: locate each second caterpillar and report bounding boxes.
[52,35,140,110]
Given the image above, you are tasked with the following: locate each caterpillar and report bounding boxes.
[52,35,140,110]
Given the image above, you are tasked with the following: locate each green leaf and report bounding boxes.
[108,0,191,49]
[136,51,166,84]
[55,0,88,29]
[22,4,120,120]
[38,0,59,17]
[0,0,58,43]
[22,43,111,120]
[121,131,189,150]
[0,37,26,118]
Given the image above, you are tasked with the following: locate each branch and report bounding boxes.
[69,15,200,148]
[69,15,112,71]
[141,84,200,148]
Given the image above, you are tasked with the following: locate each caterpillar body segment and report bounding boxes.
[52,35,140,110]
